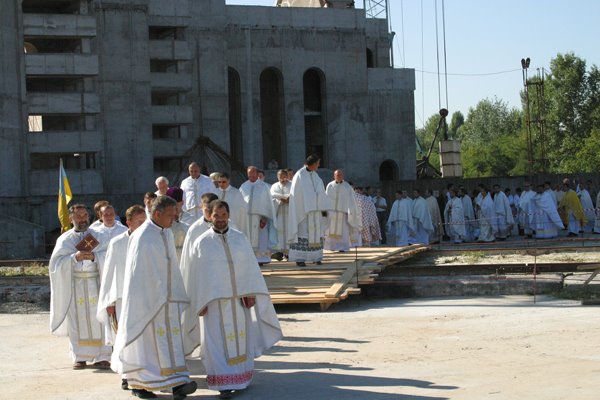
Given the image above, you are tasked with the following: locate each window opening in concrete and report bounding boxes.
[23,38,82,54]
[28,115,89,132]
[154,157,185,176]
[149,26,185,41]
[152,125,181,139]
[303,68,327,166]
[22,0,81,14]
[379,159,399,181]
[150,60,179,73]
[28,116,43,132]
[260,67,286,168]
[228,67,243,165]
[26,77,84,92]
[151,92,181,106]
[366,48,375,68]
[31,152,96,170]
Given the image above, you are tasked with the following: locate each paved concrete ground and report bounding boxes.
[1,296,599,400]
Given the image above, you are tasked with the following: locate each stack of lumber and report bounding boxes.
[262,245,428,310]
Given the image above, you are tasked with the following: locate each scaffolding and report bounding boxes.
[521,58,548,176]
[364,0,388,19]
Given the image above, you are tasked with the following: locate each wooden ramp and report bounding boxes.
[262,245,428,310]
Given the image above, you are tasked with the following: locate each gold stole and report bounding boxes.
[155,231,187,376]
[218,234,248,366]
[73,268,103,347]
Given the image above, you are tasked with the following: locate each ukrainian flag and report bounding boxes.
[58,158,73,232]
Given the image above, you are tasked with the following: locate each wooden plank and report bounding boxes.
[577,264,600,271]
[324,262,362,298]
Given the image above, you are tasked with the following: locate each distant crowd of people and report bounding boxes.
[386,178,598,246]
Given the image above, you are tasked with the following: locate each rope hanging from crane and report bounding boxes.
[417,0,450,178]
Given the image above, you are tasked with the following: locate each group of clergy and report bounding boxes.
[49,163,289,398]
[387,177,597,246]
[49,154,393,400]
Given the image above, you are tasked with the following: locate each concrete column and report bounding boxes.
[96,1,153,194]
[0,1,27,197]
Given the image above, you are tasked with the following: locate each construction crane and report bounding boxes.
[416,108,448,179]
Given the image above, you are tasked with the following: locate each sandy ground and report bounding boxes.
[1,296,599,400]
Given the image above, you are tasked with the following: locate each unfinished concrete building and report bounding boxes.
[0,0,415,256]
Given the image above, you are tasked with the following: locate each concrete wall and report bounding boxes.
[223,4,415,183]
[96,1,154,194]
[0,216,45,259]
[0,0,416,257]
[0,1,27,197]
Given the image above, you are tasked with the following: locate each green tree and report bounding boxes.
[448,111,465,138]
[544,53,600,170]
[563,128,600,173]
[457,98,525,177]
[457,97,521,146]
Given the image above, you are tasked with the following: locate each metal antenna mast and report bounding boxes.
[364,0,388,19]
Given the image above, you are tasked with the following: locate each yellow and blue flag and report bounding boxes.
[58,158,73,232]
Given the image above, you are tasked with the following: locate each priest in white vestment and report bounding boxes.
[93,204,128,267]
[240,166,278,265]
[96,205,146,391]
[577,182,596,233]
[444,190,466,244]
[324,170,361,251]
[387,191,414,246]
[182,201,282,399]
[180,162,217,225]
[180,193,219,301]
[518,183,536,238]
[529,184,564,239]
[493,185,514,240]
[559,179,587,236]
[216,172,249,236]
[112,196,197,399]
[270,169,292,259]
[460,188,476,242]
[287,155,333,266]
[356,188,381,246]
[166,187,191,262]
[409,189,434,245]
[50,204,112,370]
[478,187,497,242]
[424,190,442,244]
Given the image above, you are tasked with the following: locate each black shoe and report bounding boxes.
[315,261,322,265]
[132,389,157,399]
[121,379,129,390]
[568,232,578,237]
[173,380,197,400]
[296,261,306,267]
[272,252,284,261]
[219,390,233,399]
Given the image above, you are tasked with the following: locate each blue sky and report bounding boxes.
[225,0,600,127]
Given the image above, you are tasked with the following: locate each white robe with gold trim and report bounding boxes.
[239,180,277,263]
[182,227,282,391]
[112,220,192,391]
[49,228,112,363]
[218,185,249,236]
[96,230,129,345]
[287,167,333,262]
[324,180,361,251]
[270,181,292,253]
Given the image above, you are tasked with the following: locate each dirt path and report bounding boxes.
[1,296,599,400]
